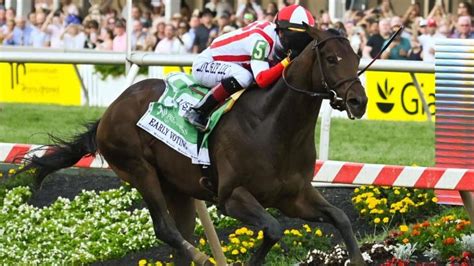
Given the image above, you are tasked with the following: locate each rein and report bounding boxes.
[282,27,404,112]
[282,36,360,111]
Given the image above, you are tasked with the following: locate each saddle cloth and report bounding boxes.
[137,73,243,165]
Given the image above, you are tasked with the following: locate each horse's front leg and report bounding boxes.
[222,186,283,266]
[279,184,365,266]
[108,160,212,266]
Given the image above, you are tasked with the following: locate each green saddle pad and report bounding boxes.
[137,72,230,165]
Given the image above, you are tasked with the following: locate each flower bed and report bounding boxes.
[1,169,473,265]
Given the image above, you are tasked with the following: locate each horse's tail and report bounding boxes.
[17,120,100,187]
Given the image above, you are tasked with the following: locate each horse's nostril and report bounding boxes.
[347,98,360,107]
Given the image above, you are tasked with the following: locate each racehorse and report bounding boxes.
[19,25,367,265]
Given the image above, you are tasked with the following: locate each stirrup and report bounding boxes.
[184,109,210,132]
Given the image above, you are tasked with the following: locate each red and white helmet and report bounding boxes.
[275,5,315,32]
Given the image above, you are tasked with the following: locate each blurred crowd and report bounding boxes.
[0,0,473,62]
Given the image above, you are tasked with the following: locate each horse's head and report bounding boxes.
[286,25,368,119]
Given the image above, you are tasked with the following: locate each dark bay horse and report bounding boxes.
[20,26,367,265]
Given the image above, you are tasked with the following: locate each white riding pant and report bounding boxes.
[192,48,253,88]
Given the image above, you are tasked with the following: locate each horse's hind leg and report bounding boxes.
[110,162,211,266]
[279,185,365,266]
[223,186,282,266]
[164,188,195,266]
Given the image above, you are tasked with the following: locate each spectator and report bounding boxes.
[236,0,264,22]
[457,1,473,17]
[192,9,217,53]
[62,24,86,49]
[205,0,233,19]
[363,18,390,59]
[112,19,126,51]
[65,4,81,25]
[29,12,50,47]
[402,2,422,35]
[154,23,185,54]
[345,20,364,56]
[5,7,14,21]
[381,22,411,60]
[216,11,231,35]
[366,18,380,37]
[435,22,451,39]
[170,12,182,28]
[6,17,33,46]
[376,0,395,18]
[418,18,437,62]
[44,11,65,48]
[131,19,147,50]
[407,35,422,60]
[265,2,278,16]
[0,8,6,27]
[105,17,116,31]
[241,12,256,27]
[84,19,99,49]
[177,21,193,53]
[27,11,36,27]
[427,4,447,26]
[153,21,166,45]
[1,18,15,45]
[450,16,474,39]
[96,27,113,51]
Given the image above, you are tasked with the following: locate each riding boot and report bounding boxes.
[185,77,243,132]
[184,90,220,132]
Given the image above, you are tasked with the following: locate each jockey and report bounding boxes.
[184,4,315,131]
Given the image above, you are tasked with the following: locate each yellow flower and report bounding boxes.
[394,190,400,195]
[8,168,16,175]
[138,259,147,266]
[399,225,409,232]
[242,241,249,247]
[209,258,216,265]
[303,224,311,233]
[231,249,239,255]
[0,172,3,178]
[360,209,367,214]
[246,229,254,236]
[402,238,409,244]
[315,229,323,237]
[248,242,254,248]
[374,218,381,224]
[230,237,240,244]
[432,197,438,203]
[383,217,389,224]
[155,261,163,266]
[222,246,228,253]
[257,230,263,240]
[199,238,206,246]
[284,229,290,235]
[354,188,360,193]
[240,247,247,253]
[360,185,366,190]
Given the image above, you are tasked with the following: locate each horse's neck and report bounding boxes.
[257,76,323,141]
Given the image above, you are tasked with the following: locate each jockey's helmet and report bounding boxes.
[275,4,315,32]
[274,5,315,58]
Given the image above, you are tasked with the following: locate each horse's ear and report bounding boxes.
[305,23,320,39]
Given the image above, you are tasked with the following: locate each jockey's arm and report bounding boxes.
[250,40,290,88]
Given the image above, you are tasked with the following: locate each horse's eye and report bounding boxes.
[327,56,338,64]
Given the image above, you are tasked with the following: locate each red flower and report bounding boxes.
[462,251,471,258]
[411,230,420,236]
[444,237,456,245]
[422,221,430,227]
[456,224,465,231]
